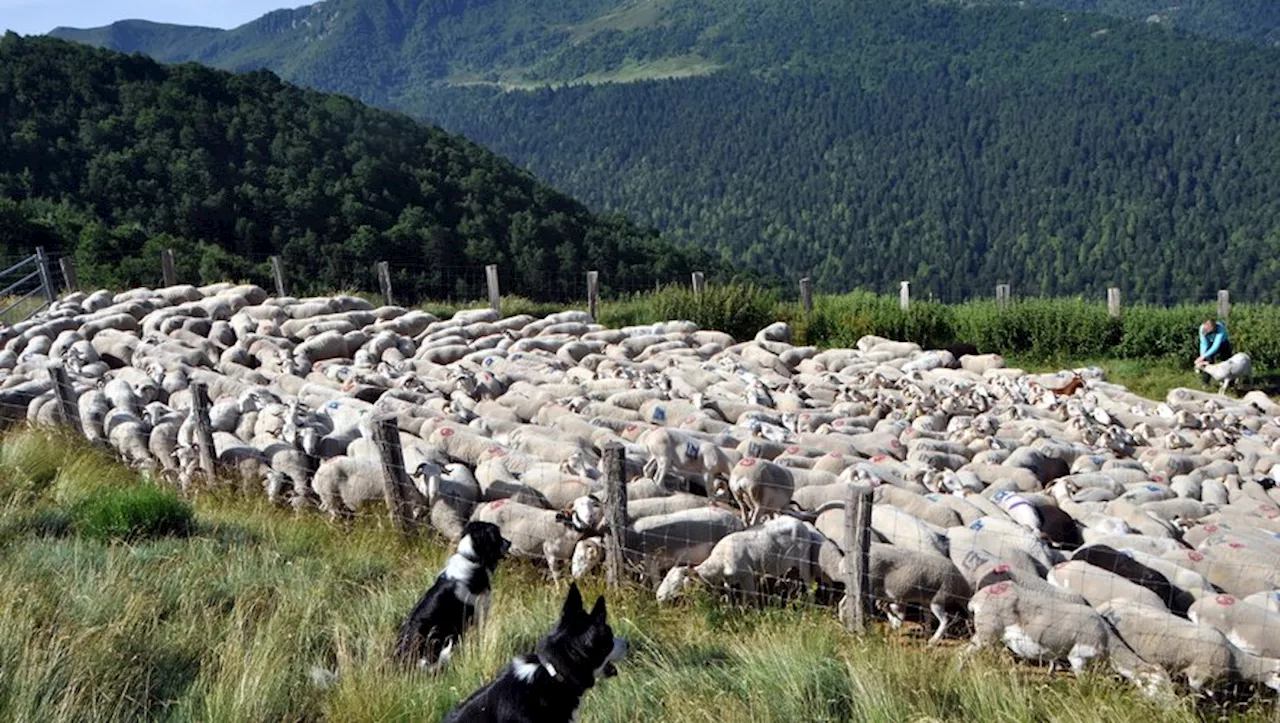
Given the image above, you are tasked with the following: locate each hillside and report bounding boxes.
[0,34,719,301]
[45,0,1280,301]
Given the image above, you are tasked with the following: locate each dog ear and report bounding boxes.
[560,582,585,622]
[589,594,607,624]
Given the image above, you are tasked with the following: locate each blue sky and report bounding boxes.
[1,0,303,36]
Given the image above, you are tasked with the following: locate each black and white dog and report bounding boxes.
[443,583,629,722]
[392,521,510,671]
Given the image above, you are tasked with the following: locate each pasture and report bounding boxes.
[0,428,1268,723]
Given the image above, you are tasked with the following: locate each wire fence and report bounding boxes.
[39,245,1275,311]
[2,279,1279,701]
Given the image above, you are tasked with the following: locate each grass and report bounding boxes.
[0,428,1276,721]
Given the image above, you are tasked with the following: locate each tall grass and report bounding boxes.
[0,428,1275,721]
[488,284,1280,369]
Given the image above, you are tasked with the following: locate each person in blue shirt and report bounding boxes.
[1194,318,1231,381]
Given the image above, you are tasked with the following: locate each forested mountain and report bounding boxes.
[0,34,719,301]
[47,0,1280,301]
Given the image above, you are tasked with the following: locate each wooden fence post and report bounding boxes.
[996,283,1011,309]
[898,281,910,311]
[587,270,600,322]
[691,271,706,295]
[189,382,217,482]
[47,363,80,433]
[1107,287,1121,318]
[800,277,813,315]
[1218,289,1230,320]
[602,443,627,589]
[842,486,874,633]
[269,255,287,298]
[486,264,501,313]
[376,261,393,307]
[35,247,56,304]
[161,248,177,287]
[372,415,414,535]
[59,257,78,294]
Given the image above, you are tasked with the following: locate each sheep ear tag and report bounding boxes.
[740,457,756,467]
[441,427,454,437]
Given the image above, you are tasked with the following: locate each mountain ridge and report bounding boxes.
[41,0,1280,301]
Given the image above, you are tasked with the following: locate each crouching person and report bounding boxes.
[1194,318,1231,386]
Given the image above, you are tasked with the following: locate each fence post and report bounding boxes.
[587,270,600,322]
[601,443,627,589]
[59,256,78,294]
[1218,289,1230,320]
[800,277,813,315]
[189,382,217,482]
[691,271,706,295]
[996,283,1010,309]
[35,247,56,304]
[1107,287,1121,318]
[269,255,287,298]
[375,261,394,307]
[161,248,177,287]
[47,363,80,433]
[898,281,910,311]
[842,486,874,633]
[372,415,414,535]
[486,264,501,314]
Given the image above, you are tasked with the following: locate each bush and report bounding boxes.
[648,283,780,342]
[1114,304,1211,362]
[72,485,194,542]
[951,299,1119,359]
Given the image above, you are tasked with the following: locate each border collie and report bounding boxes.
[443,583,629,722]
[392,521,510,671]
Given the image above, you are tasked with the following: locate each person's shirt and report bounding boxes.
[1199,321,1228,358]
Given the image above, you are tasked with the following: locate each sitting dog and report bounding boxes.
[392,520,510,671]
[443,583,628,722]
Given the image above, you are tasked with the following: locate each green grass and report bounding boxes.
[0,428,1276,721]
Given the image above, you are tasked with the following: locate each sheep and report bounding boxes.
[1199,353,1252,395]
[414,461,481,540]
[655,516,826,603]
[726,457,795,525]
[965,581,1171,695]
[571,506,745,580]
[1099,599,1280,693]
[834,542,972,643]
[1047,559,1171,612]
[1187,593,1280,660]
[470,496,604,581]
[1069,545,1197,616]
[312,455,425,523]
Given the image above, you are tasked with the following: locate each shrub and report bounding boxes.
[72,485,194,542]
[1114,304,1211,362]
[648,283,780,342]
[951,299,1119,359]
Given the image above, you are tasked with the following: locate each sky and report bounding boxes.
[0,0,304,36]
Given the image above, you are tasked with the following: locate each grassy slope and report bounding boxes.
[0,429,1277,721]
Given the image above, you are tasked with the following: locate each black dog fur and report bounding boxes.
[392,521,510,670]
[443,582,628,723]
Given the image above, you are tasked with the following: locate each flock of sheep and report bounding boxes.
[3,281,1280,700]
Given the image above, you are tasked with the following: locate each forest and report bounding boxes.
[0,34,723,301]
[47,0,1280,303]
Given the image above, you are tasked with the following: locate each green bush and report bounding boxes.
[951,299,1119,359]
[648,283,780,342]
[72,485,194,542]
[1229,305,1280,370]
[1114,304,1211,362]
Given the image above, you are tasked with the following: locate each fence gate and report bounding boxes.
[0,247,59,326]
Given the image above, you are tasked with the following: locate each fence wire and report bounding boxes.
[1,265,1279,702]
